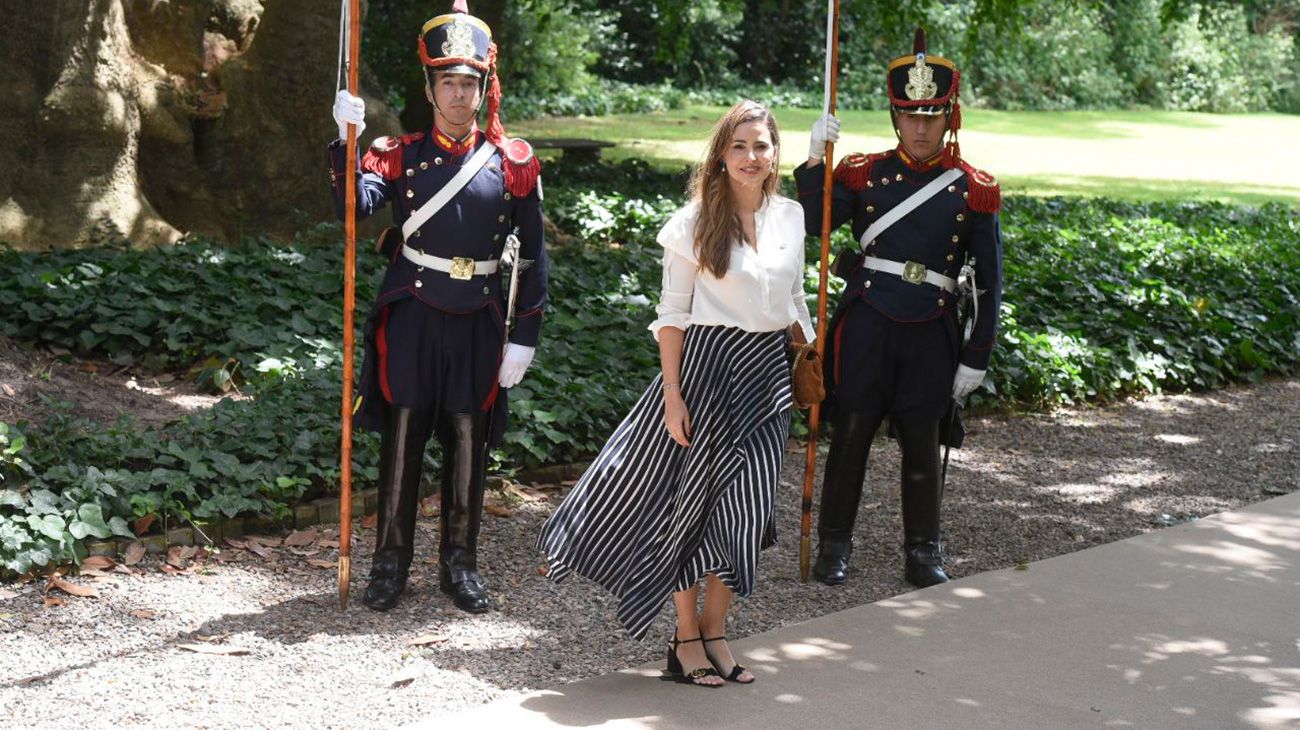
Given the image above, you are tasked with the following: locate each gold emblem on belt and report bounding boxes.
[902,260,927,284]
[449,257,475,280]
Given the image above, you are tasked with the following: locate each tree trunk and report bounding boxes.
[0,0,399,250]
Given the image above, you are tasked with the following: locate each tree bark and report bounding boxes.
[0,0,399,250]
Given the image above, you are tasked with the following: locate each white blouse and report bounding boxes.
[649,196,816,343]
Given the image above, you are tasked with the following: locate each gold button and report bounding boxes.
[415,280,423,288]
[948,185,956,193]
[489,163,498,171]
[482,286,490,295]
[866,205,875,213]
[895,174,903,182]
[406,190,414,199]
[493,233,500,241]
[416,266,425,272]
[946,254,954,261]
[434,158,444,166]
[498,214,506,223]
[881,177,890,186]
[963,191,969,199]
[867,180,874,188]
[504,192,512,201]
[938,298,945,306]
[956,214,964,222]
[405,168,414,177]
[414,229,421,237]
[951,235,959,243]
[864,280,871,288]
[420,161,429,170]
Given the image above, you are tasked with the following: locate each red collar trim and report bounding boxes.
[896,145,945,172]
[432,123,479,155]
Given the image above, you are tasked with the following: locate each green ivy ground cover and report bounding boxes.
[1,159,1297,578]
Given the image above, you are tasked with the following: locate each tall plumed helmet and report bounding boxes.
[418,0,539,196]
[886,27,965,167]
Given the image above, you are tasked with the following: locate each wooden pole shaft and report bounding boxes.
[338,0,361,609]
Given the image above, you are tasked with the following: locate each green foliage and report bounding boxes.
[988,197,1300,406]
[0,226,380,385]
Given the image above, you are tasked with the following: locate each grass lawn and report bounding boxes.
[515,106,1300,206]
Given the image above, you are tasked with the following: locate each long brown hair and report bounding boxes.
[687,100,781,278]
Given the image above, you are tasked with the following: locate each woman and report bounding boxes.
[537,100,815,687]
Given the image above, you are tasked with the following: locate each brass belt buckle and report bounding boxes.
[449,256,475,281]
[902,260,926,285]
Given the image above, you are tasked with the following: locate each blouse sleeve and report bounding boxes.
[791,233,816,344]
[648,205,699,340]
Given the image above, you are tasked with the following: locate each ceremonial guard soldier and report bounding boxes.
[794,29,1003,588]
[327,0,547,613]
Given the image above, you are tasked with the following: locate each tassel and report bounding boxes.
[833,153,874,191]
[483,45,507,146]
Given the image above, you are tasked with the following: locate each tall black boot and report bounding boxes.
[435,411,490,613]
[363,406,433,611]
[813,409,883,585]
[895,416,949,588]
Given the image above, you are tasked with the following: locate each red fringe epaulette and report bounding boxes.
[500,137,540,198]
[833,150,892,191]
[361,132,425,181]
[959,160,1001,214]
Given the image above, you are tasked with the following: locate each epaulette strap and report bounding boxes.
[960,161,1001,214]
[832,150,891,191]
[501,137,540,198]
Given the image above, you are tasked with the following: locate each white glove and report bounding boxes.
[332,90,366,141]
[808,113,841,162]
[498,343,535,388]
[952,364,986,400]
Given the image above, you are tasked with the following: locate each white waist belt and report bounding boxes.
[402,244,498,280]
[862,256,957,293]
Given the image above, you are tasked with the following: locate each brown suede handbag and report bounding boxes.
[789,342,825,410]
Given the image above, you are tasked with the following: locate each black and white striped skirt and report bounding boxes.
[536,325,793,640]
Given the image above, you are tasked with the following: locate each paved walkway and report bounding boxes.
[422,491,1300,729]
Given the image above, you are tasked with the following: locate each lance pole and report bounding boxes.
[338,0,362,609]
[800,0,841,583]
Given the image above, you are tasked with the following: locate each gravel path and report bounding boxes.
[2,379,1296,728]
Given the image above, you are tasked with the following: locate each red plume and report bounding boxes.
[453,0,468,13]
[913,27,926,55]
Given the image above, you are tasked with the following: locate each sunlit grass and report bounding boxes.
[516,106,1300,207]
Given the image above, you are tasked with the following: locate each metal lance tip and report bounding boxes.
[800,536,812,582]
[338,556,351,609]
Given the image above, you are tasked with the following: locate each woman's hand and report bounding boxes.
[663,387,692,447]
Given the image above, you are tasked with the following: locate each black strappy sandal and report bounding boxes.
[666,633,724,687]
[703,635,755,684]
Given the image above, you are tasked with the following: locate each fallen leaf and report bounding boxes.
[178,643,250,656]
[160,564,185,575]
[0,589,18,601]
[361,513,378,529]
[223,537,248,550]
[132,514,158,536]
[248,535,282,548]
[81,556,117,572]
[43,595,64,607]
[166,546,194,569]
[389,667,420,688]
[536,564,549,577]
[47,576,98,599]
[245,542,272,560]
[195,633,231,643]
[1,383,14,396]
[484,502,513,518]
[504,483,545,502]
[307,559,335,569]
[130,609,156,620]
[318,540,340,549]
[123,542,146,566]
[560,479,577,486]
[283,529,318,547]
[407,634,449,647]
